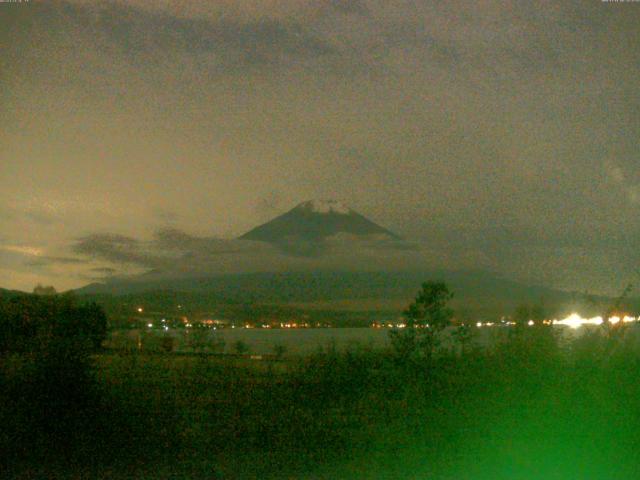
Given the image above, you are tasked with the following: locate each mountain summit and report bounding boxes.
[239,200,399,244]
[297,199,352,215]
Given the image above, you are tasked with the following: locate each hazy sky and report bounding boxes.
[1,0,639,293]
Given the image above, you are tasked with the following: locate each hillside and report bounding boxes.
[73,270,621,321]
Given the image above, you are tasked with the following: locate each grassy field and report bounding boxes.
[3,326,640,479]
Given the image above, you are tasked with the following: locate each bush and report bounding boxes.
[234,340,249,355]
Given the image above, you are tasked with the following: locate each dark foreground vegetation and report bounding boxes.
[2,287,640,479]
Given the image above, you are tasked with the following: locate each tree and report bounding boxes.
[513,300,546,328]
[389,281,454,362]
[530,301,546,325]
[79,302,108,350]
[161,336,175,353]
[513,304,531,327]
[0,295,107,353]
[507,300,558,361]
[234,340,249,355]
[186,326,209,355]
[33,284,57,296]
[452,307,474,353]
[601,283,633,341]
[211,335,226,354]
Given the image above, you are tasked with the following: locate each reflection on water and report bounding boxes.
[108,321,640,355]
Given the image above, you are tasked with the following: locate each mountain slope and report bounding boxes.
[73,269,597,315]
[240,200,399,244]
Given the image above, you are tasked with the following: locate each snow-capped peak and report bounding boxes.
[298,200,351,215]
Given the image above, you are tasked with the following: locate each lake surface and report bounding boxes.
[107,324,637,355]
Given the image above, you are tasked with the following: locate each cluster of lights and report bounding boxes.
[476,320,542,327]
[372,320,588,329]
[474,314,639,330]
[143,311,638,332]
[553,313,638,330]
[476,321,511,327]
[371,322,431,329]
[279,322,311,328]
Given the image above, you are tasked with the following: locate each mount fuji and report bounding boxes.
[239,200,400,245]
[71,200,582,315]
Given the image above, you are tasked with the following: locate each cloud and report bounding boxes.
[3,0,639,295]
[0,204,60,226]
[38,1,337,72]
[321,0,369,16]
[254,192,285,223]
[71,229,274,271]
[68,226,436,276]
[90,266,117,274]
[152,207,181,223]
[606,162,640,205]
[60,217,640,296]
[80,266,118,281]
[25,256,88,267]
[154,228,265,257]
[1,245,44,257]
[68,0,369,23]
[31,0,596,82]
[72,233,156,266]
[22,209,59,225]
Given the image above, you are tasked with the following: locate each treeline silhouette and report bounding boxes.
[1,286,640,478]
[0,292,107,353]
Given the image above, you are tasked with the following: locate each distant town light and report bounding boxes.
[471,314,639,330]
[553,313,603,329]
